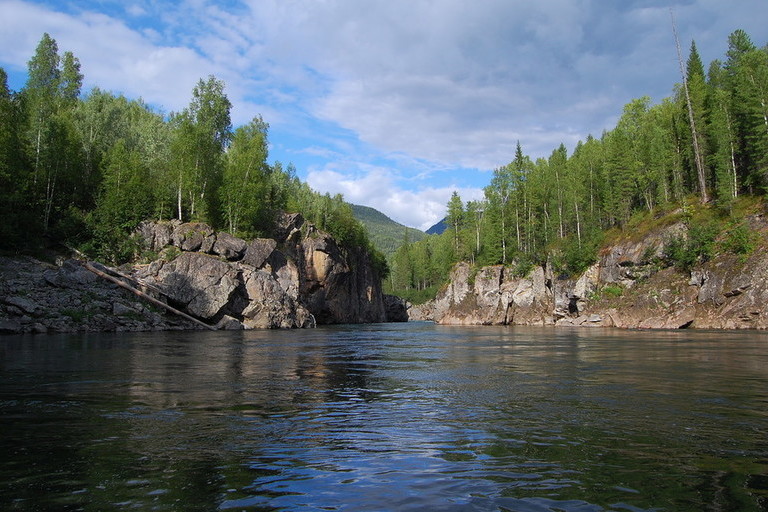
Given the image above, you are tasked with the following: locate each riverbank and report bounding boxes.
[410,203,768,330]
[0,213,406,334]
[0,256,201,334]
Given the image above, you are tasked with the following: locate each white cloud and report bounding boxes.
[3,0,768,225]
[125,4,146,17]
[306,163,483,231]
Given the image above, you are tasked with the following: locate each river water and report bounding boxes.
[1,323,767,511]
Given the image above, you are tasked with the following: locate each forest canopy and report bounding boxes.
[386,29,768,302]
[0,33,386,276]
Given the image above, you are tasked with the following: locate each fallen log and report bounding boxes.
[84,261,216,331]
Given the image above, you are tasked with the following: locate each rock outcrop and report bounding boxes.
[0,257,200,334]
[0,213,391,334]
[133,214,387,329]
[416,218,768,330]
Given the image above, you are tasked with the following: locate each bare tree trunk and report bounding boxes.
[574,199,582,248]
[177,182,183,222]
[672,9,708,203]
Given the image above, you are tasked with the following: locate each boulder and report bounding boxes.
[217,315,244,330]
[275,212,305,243]
[153,252,239,320]
[383,295,409,322]
[172,223,215,252]
[242,238,277,269]
[241,269,315,329]
[299,234,385,324]
[137,220,178,251]
[4,296,39,315]
[212,232,247,260]
[407,301,435,322]
[0,318,22,334]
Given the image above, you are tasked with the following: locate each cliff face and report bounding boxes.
[416,217,768,330]
[0,213,390,334]
[135,213,388,329]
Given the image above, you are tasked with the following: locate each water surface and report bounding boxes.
[1,323,767,511]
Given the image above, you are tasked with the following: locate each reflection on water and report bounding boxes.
[1,324,768,511]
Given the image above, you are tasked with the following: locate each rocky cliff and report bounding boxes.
[1,213,394,334]
[414,215,768,330]
[133,213,389,329]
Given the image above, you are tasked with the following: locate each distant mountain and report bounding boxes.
[351,204,428,256]
[425,218,447,235]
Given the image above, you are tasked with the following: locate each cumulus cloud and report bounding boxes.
[2,0,768,228]
[306,163,484,231]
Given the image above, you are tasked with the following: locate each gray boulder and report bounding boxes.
[212,232,247,260]
[154,252,239,320]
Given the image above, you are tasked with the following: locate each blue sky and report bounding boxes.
[1,0,767,230]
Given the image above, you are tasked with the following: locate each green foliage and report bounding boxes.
[387,30,768,302]
[511,255,535,278]
[664,219,720,271]
[720,222,756,255]
[161,246,181,262]
[220,116,271,236]
[602,285,624,298]
[61,308,90,322]
[552,233,602,277]
[0,34,390,273]
[394,285,442,306]
[351,204,428,257]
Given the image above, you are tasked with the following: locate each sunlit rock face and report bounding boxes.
[134,215,386,329]
[418,216,768,330]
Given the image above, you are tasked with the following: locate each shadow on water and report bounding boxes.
[1,324,768,510]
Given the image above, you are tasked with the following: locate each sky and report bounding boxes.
[1,1,767,231]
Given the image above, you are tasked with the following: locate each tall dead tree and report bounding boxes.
[671,8,709,203]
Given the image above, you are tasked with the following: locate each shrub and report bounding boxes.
[663,219,719,271]
[720,222,756,256]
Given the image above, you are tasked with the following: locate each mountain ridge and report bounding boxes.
[350,204,428,256]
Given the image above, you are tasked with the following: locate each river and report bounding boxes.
[1,323,767,511]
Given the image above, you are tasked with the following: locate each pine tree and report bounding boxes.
[446,191,465,260]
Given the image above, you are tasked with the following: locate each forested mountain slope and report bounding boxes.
[351,204,427,256]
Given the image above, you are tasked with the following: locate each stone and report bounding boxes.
[383,294,409,322]
[407,301,434,322]
[212,232,247,260]
[216,315,244,330]
[137,220,177,251]
[112,302,136,316]
[241,269,314,328]
[0,319,22,334]
[153,252,239,320]
[274,212,305,243]
[299,234,385,324]
[172,222,215,252]
[242,238,277,269]
[31,323,48,334]
[4,296,39,315]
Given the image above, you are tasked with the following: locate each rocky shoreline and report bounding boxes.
[0,256,201,334]
[1,213,407,335]
[410,216,768,330]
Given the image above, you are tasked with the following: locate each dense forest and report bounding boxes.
[0,33,386,276]
[386,29,768,304]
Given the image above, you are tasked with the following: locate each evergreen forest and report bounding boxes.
[0,33,386,276]
[386,29,768,304]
